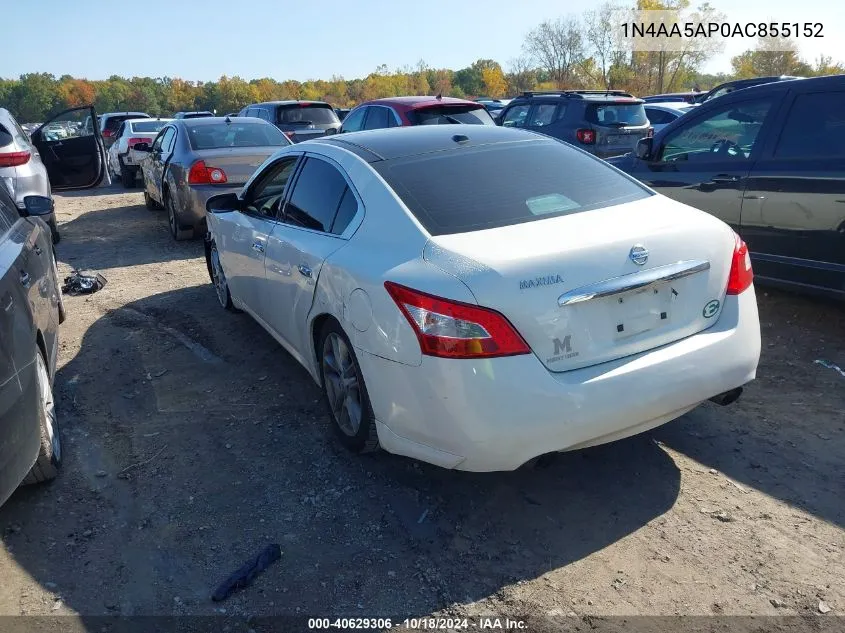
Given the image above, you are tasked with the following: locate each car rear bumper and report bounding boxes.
[357,287,761,471]
[174,183,245,230]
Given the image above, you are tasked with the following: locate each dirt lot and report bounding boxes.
[0,185,843,628]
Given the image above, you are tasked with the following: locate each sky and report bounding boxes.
[2,0,841,82]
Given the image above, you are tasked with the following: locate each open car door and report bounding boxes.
[30,106,107,190]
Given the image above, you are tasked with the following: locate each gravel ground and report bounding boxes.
[0,186,843,629]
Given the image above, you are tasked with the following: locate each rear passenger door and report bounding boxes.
[740,90,845,293]
[262,155,361,361]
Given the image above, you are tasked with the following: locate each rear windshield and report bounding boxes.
[131,120,169,133]
[183,112,214,119]
[105,115,148,130]
[374,140,650,236]
[277,105,339,126]
[586,103,648,127]
[187,121,288,149]
[407,105,495,126]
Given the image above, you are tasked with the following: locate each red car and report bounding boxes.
[339,96,495,133]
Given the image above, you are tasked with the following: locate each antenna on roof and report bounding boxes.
[436,92,442,100]
[224,115,231,124]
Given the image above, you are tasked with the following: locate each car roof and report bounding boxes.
[707,73,842,101]
[249,101,331,107]
[102,112,149,118]
[126,117,172,123]
[310,125,548,162]
[364,96,481,108]
[644,102,694,110]
[177,116,265,127]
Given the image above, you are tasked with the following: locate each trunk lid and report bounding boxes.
[193,147,277,184]
[423,196,736,372]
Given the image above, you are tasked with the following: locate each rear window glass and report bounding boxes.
[407,105,495,126]
[131,120,169,133]
[105,115,148,130]
[374,140,651,236]
[586,103,648,127]
[277,105,339,125]
[0,124,12,147]
[183,112,214,119]
[187,122,289,149]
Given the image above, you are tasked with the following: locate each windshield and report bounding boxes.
[277,105,339,126]
[131,120,170,133]
[586,103,648,127]
[187,122,289,149]
[407,105,495,126]
[373,139,650,236]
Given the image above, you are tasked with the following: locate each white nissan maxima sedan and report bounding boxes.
[203,125,761,472]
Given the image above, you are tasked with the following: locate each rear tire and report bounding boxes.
[318,320,379,454]
[144,190,160,210]
[120,161,135,188]
[22,351,61,485]
[165,192,193,241]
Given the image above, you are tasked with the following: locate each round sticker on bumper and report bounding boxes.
[703,299,720,318]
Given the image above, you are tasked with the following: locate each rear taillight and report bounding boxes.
[188,160,228,185]
[384,281,530,359]
[283,131,294,140]
[102,129,114,137]
[128,137,152,148]
[576,129,595,144]
[726,233,753,295]
[0,151,31,167]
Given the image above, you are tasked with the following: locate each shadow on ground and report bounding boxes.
[54,189,203,271]
[1,285,680,623]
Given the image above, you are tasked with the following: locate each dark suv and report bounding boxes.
[496,90,651,158]
[238,101,341,143]
[607,74,844,299]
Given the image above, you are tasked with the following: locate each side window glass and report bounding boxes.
[283,158,348,233]
[775,92,845,159]
[40,108,91,141]
[363,106,390,130]
[258,109,272,122]
[660,98,773,163]
[646,109,670,125]
[331,187,359,235]
[341,107,366,132]
[160,128,176,153]
[530,104,558,127]
[245,157,299,217]
[151,130,165,151]
[501,104,530,128]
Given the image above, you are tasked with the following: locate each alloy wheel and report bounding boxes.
[321,333,363,437]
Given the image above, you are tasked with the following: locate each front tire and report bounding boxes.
[22,351,61,485]
[208,240,238,312]
[318,321,379,454]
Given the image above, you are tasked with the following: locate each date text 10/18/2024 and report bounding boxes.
[308,617,528,630]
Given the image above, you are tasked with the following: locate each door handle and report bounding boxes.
[297,264,312,278]
[20,271,31,287]
[709,174,739,183]
[252,241,265,253]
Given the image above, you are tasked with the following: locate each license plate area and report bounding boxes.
[605,133,637,145]
[613,285,672,339]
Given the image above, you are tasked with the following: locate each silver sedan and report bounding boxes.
[136,117,291,240]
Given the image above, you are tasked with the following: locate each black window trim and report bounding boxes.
[277,152,364,239]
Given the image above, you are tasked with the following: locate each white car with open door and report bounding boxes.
[204,125,761,472]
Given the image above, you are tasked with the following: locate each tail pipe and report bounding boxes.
[709,387,743,407]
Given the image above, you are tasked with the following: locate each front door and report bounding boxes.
[633,95,778,233]
[215,155,301,312]
[741,90,845,293]
[30,106,106,190]
[143,126,176,203]
[263,156,359,359]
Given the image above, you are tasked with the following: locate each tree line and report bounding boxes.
[2,0,841,123]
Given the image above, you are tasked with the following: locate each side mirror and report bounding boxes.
[23,195,54,217]
[133,142,151,152]
[206,192,241,214]
[636,137,654,161]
